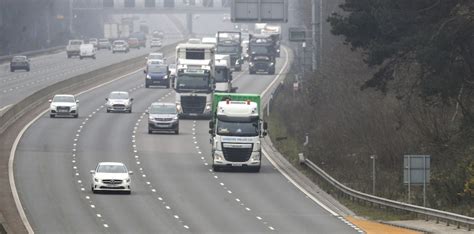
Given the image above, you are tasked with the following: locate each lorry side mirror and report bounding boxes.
[209,129,214,135]
[262,131,268,137]
[143,70,146,74]
[105,98,108,101]
[263,122,268,130]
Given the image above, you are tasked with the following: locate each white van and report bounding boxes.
[79,44,96,60]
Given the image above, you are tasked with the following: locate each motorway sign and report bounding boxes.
[231,0,288,23]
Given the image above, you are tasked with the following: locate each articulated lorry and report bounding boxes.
[248,34,277,74]
[216,31,243,71]
[174,43,216,118]
[209,93,268,172]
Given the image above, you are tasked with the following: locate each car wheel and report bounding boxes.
[50,114,55,118]
[67,55,70,59]
[249,70,255,74]
[269,69,275,75]
[148,129,153,134]
[112,51,115,54]
[26,68,30,72]
[128,109,132,113]
[106,109,110,113]
[126,191,131,195]
[10,68,14,72]
[74,114,79,118]
[145,84,150,88]
[93,56,96,59]
[175,128,179,134]
[80,56,83,60]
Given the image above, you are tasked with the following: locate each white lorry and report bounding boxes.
[214,54,235,93]
[174,43,216,118]
[209,93,268,172]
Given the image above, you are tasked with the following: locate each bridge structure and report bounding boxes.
[71,0,230,35]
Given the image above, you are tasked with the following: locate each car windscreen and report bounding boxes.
[53,96,75,103]
[97,164,127,173]
[99,39,109,42]
[114,41,125,45]
[150,105,177,114]
[109,92,129,99]
[12,57,26,62]
[70,41,82,45]
[149,54,163,60]
[148,65,167,73]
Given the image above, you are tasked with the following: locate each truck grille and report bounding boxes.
[181,96,206,114]
[102,179,123,185]
[254,62,270,70]
[222,144,253,162]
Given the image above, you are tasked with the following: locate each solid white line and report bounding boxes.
[262,149,339,217]
[259,47,339,217]
[0,104,13,112]
[9,66,145,233]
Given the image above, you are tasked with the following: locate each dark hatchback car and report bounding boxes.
[10,56,30,72]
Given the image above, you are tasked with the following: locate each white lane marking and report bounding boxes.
[261,47,290,98]
[9,61,148,233]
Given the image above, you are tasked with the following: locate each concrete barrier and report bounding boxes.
[0,46,65,64]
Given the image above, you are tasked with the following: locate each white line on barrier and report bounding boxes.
[0,104,12,113]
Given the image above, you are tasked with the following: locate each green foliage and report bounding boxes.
[328,0,474,107]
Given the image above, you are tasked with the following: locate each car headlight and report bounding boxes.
[173,116,178,121]
[70,105,77,110]
[164,75,168,79]
[270,62,274,66]
[146,74,151,79]
[50,104,56,109]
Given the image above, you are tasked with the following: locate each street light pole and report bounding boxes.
[370,155,376,195]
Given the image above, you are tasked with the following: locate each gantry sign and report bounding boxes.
[231,0,288,23]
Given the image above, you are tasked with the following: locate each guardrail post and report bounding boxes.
[457,222,460,229]
[436,217,439,224]
[468,224,471,231]
[446,220,450,226]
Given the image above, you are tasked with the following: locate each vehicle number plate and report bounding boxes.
[231,163,243,167]
[157,124,169,128]
[59,109,68,113]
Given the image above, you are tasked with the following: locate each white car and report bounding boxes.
[112,40,129,53]
[150,38,162,48]
[106,91,133,113]
[49,94,79,118]
[90,162,132,194]
[79,44,96,60]
[146,52,166,65]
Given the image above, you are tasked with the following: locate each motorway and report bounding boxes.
[0,15,185,110]
[12,14,359,233]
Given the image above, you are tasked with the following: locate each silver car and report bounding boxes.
[106,91,133,113]
[49,94,79,118]
[147,102,179,134]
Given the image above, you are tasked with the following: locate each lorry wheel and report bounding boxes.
[269,70,275,75]
[212,165,221,172]
[249,70,255,75]
[145,84,150,88]
[50,114,55,118]
[174,128,179,134]
[249,166,261,173]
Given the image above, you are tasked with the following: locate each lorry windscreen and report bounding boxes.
[176,74,209,90]
[217,119,259,137]
[250,45,271,55]
[215,68,229,82]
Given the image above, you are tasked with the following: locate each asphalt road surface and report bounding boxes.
[13,14,358,233]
